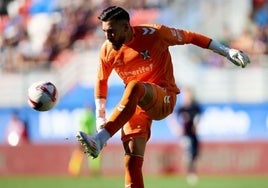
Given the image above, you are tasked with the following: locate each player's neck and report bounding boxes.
[125,27,134,44]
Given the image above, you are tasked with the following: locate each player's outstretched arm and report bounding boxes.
[208,40,250,68]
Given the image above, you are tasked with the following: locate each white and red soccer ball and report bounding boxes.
[27,81,58,111]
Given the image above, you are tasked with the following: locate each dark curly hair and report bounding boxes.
[98,6,130,22]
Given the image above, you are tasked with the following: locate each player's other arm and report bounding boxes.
[180,30,250,68]
[94,44,113,132]
[95,78,108,132]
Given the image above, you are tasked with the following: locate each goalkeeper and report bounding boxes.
[77,6,250,188]
[69,105,101,176]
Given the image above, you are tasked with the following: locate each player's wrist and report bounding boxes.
[95,98,106,117]
[208,40,229,57]
[95,98,106,131]
[95,98,106,109]
[96,117,106,132]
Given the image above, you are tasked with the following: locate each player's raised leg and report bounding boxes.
[76,81,147,158]
[76,130,110,158]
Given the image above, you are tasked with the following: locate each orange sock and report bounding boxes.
[105,81,145,136]
[124,154,144,188]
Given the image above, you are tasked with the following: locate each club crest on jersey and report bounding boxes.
[140,50,151,60]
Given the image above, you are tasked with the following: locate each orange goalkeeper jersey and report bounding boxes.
[95,24,211,98]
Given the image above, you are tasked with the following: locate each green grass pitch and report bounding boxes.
[0,175,268,188]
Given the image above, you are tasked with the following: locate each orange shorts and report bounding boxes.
[121,83,177,142]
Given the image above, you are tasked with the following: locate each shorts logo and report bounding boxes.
[117,104,125,111]
[164,95,170,103]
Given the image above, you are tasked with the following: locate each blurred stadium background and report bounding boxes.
[0,0,268,187]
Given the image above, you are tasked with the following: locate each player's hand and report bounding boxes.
[227,49,250,68]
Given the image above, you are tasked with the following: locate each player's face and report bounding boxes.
[102,20,128,50]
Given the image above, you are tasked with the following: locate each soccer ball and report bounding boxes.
[27,81,58,111]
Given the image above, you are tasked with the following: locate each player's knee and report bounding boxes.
[127,81,144,92]
[125,81,146,99]
[124,154,144,170]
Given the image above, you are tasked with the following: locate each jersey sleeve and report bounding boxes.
[157,25,212,48]
[94,43,113,99]
[179,29,212,48]
[95,77,108,99]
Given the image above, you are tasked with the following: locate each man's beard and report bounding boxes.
[110,38,124,50]
[112,43,122,50]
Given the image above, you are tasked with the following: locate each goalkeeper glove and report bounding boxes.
[208,40,250,68]
[227,49,250,68]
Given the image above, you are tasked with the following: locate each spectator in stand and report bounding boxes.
[230,28,266,56]
[5,111,29,146]
[251,0,268,28]
[250,0,268,54]
[0,0,101,72]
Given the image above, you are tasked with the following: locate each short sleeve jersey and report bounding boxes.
[96,24,211,98]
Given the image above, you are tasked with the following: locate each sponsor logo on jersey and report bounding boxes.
[118,63,153,77]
